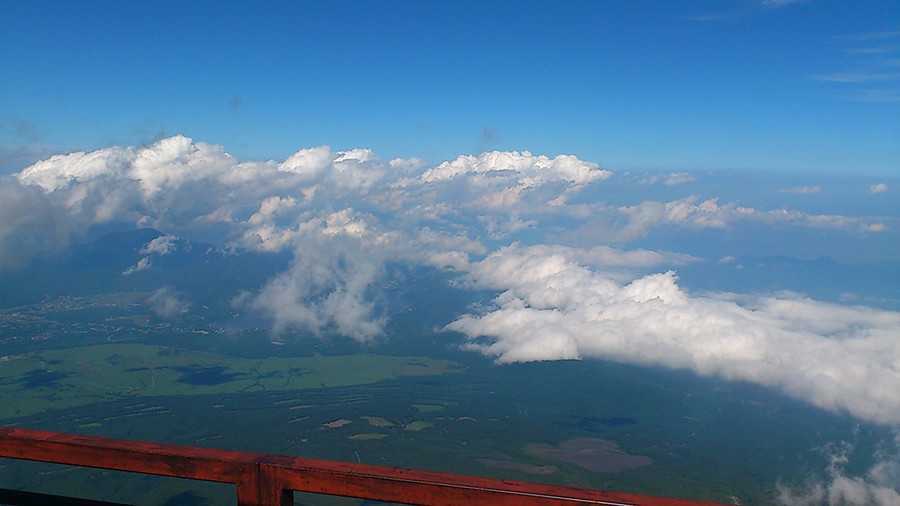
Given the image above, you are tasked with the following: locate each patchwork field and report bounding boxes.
[524,438,653,473]
[0,343,464,419]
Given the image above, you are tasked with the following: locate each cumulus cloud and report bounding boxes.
[13,136,410,242]
[416,150,609,186]
[447,246,900,425]
[10,136,887,265]
[871,183,889,194]
[244,197,296,227]
[389,150,611,217]
[9,136,453,337]
[141,234,178,255]
[243,217,389,340]
[233,206,442,340]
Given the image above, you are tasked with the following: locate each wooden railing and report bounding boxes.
[0,427,728,506]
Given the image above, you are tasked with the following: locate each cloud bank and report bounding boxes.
[5,135,900,425]
[447,245,900,425]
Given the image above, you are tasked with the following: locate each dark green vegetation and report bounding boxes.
[0,231,893,505]
[0,343,463,420]
[1,306,891,506]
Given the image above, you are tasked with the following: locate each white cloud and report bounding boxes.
[778,437,900,506]
[417,150,610,186]
[122,234,179,274]
[577,197,734,242]
[388,156,428,174]
[478,214,536,240]
[146,286,189,319]
[278,145,333,180]
[17,147,132,192]
[811,72,900,84]
[13,136,886,267]
[761,0,805,6]
[871,183,888,194]
[245,197,298,226]
[447,246,900,425]
[13,136,413,237]
[129,136,237,197]
[835,31,900,42]
[639,172,697,186]
[230,206,433,340]
[389,151,612,218]
[141,234,178,255]
[244,222,389,341]
[483,243,697,271]
[123,256,151,275]
[815,30,900,103]
[414,227,486,256]
[780,186,821,194]
[583,196,891,242]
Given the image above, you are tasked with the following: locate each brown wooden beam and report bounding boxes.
[261,455,711,506]
[0,426,729,506]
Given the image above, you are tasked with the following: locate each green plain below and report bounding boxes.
[0,343,464,420]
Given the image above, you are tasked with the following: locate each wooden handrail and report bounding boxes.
[0,426,728,506]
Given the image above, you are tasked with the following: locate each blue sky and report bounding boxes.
[1,0,897,174]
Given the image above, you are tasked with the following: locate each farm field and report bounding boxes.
[0,343,463,419]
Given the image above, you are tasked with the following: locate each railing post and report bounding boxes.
[235,466,261,506]
[258,464,292,506]
[234,460,291,506]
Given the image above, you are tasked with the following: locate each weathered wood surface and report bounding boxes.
[0,426,729,506]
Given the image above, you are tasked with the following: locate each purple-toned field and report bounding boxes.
[525,438,653,474]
